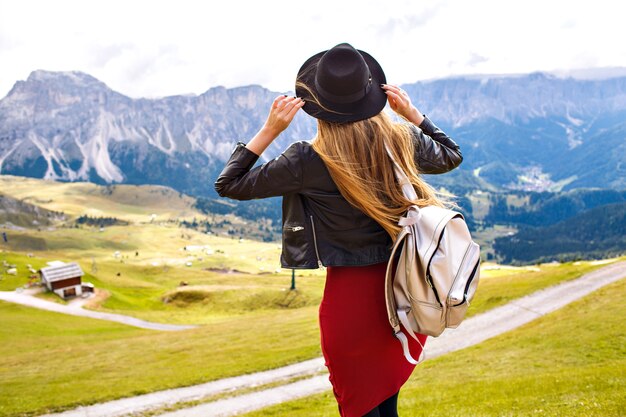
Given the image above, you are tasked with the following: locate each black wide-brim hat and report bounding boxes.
[295,43,387,123]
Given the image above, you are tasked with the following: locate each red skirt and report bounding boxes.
[319,262,427,417]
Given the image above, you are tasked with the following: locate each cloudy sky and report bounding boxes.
[0,0,623,99]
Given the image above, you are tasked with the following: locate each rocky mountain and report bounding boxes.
[0,70,315,196]
[1,70,625,197]
[407,73,626,191]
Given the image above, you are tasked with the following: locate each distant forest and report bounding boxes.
[494,202,626,264]
[481,189,626,227]
[75,215,129,227]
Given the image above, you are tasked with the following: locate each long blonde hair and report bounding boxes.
[312,112,445,238]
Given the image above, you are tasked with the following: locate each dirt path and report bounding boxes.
[38,260,626,417]
[0,290,195,331]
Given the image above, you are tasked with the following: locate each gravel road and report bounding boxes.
[0,290,195,331]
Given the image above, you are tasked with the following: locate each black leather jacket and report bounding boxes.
[215,116,463,269]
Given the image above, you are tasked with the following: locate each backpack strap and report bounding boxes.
[396,309,426,365]
[383,140,427,365]
[384,227,409,333]
[398,308,420,342]
[383,142,418,201]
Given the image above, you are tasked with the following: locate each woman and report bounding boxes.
[215,43,462,417]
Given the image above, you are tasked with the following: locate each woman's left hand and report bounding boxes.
[382,84,425,126]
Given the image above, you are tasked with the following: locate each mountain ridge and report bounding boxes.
[1,69,625,196]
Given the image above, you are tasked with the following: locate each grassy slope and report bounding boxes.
[0,244,608,325]
[0,174,325,323]
[0,252,49,291]
[243,278,626,417]
[467,261,605,316]
[0,301,320,417]
[0,175,198,222]
[0,174,611,324]
[0,174,278,242]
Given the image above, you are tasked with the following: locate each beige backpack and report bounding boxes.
[383,144,481,364]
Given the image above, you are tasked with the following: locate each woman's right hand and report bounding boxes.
[263,95,305,137]
[382,84,425,126]
[245,95,304,156]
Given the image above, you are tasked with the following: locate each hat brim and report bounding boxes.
[295,48,387,123]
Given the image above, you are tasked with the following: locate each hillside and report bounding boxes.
[0,193,64,228]
[494,202,626,263]
[0,175,279,242]
[470,188,626,227]
[6,174,625,264]
[0,175,197,222]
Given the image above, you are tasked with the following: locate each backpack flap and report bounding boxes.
[444,219,481,328]
[423,211,481,330]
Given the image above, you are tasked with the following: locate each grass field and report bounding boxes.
[1,175,623,416]
[0,255,618,416]
[242,278,626,417]
[0,222,326,325]
[0,240,610,325]
[0,174,275,242]
[0,301,321,417]
[467,261,606,316]
[0,175,198,223]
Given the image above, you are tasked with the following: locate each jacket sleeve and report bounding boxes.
[412,116,463,174]
[214,142,303,200]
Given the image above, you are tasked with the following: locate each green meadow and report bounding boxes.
[0,175,624,416]
[0,300,321,416]
[0,248,617,416]
[0,225,326,325]
[0,175,198,223]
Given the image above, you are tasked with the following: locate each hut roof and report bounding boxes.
[40,262,84,283]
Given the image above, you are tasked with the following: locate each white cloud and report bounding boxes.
[0,0,624,99]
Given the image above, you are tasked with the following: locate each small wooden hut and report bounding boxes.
[40,262,85,300]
